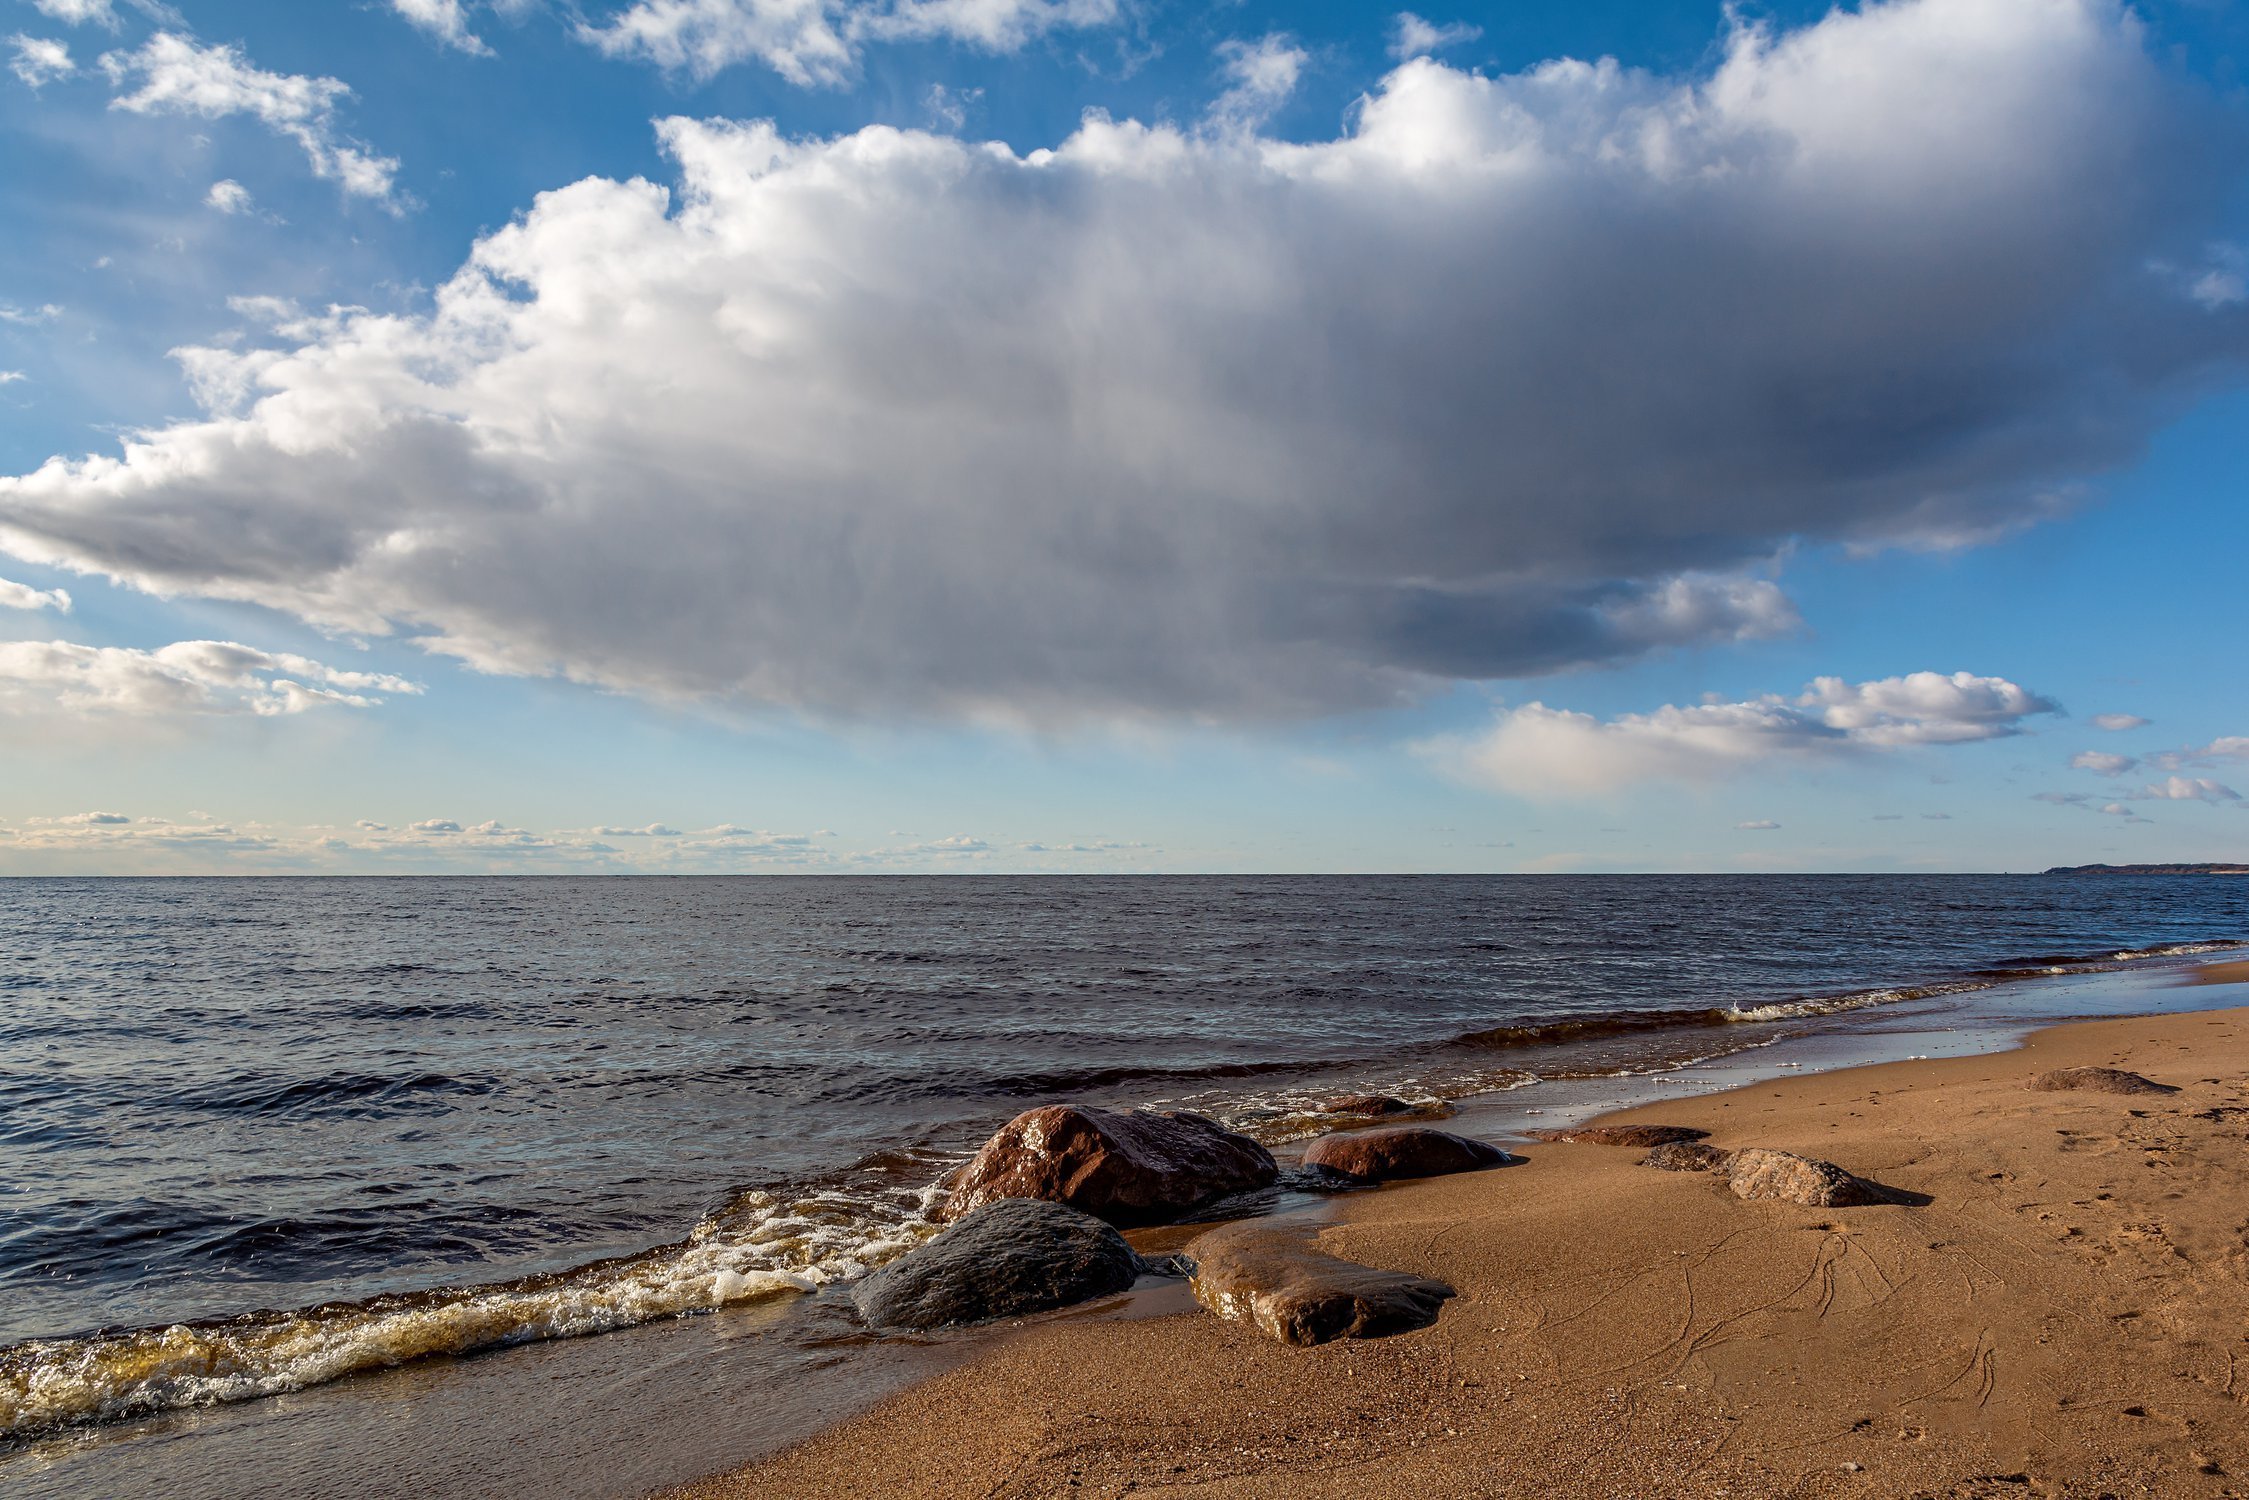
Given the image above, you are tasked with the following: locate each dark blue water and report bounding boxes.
[1,873,2243,1442]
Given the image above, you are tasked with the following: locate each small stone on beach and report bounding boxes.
[1528,1124,1710,1148]
[2026,1067,2177,1096]
[1725,1147,1900,1207]
[1642,1142,1734,1172]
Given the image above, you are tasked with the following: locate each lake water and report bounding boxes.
[2,873,2244,1491]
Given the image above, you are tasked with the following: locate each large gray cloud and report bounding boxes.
[2,0,2244,724]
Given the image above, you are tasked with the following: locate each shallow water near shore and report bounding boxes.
[3,875,2246,1496]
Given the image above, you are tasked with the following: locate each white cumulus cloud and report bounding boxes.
[9,34,73,86]
[0,638,420,716]
[1211,34,1307,129]
[585,0,1117,86]
[2070,749,2136,775]
[1428,671,2060,798]
[2146,735,2249,772]
[0,576,70,611]
[204,178,253,214]
[28,0,117,28]
[1390,13,1480,61]
[101,34,402,204]
[2,0,2243,726]
[390,0,494,55]
[2130,775,2241,804]
[2089,712,2149,730]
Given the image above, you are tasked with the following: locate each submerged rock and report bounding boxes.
[1313,1097,1421,1119]
[942,1105,1278,1226]
[1185,1221,1454,1346]
[1170,1164,1366,1224]
[1301,1127,1514,1182]
[1725,1147,1896,1207]
[852,1198,1145,1330]
[1529,1124,1710,1148]
[1642,1141,1735,1172]
[2027,1067,2177,1096]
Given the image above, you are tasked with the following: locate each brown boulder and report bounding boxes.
[1301,1127,1513,1182]
[1642,1142,1734,1172]
[1725,1147,1895,1207]
[1529,1124,1710,1148]
[942,1106,1277,1226]
[2027,1067,2177,1096]
[1185,1221,1453,1346]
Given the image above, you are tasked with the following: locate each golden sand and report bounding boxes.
[674,1004,2249,1498]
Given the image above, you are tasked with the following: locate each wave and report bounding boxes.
[1448,1007,1735,1048]
[1971,938,2245,975]
[0,1155,954,1443]
[1450,938,2245,1045]
[1722,978,1998,1023]
[9,928,2240,1442]
[168,1070,494,1121]
[2106,939,2245,961]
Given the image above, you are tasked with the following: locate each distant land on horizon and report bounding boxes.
[2043,863,2249,875]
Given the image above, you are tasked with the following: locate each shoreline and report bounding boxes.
[8,955,2246,1499]
[679,990,2249,1498]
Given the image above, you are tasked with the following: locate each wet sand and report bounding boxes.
[677,1002,2249,1499]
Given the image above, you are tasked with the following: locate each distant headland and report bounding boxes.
[2043,862,2249,875]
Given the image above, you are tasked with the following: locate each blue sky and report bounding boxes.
[0,0,2245,873]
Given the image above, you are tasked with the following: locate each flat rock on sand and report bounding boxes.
[2026,1066,2177,1095]
[1301,1127,1513,1182]
[1642,1141,1734,1172]
[1185,1220,1454,1347]
[1725,1147,1897,1207]
[1528,1124,1710,1148]
[852,1198,1145,1330]
[943,1106,1278,1226]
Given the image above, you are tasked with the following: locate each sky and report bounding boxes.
[0,0,2245,875]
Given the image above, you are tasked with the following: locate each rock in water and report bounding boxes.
[1185,1221,1454,1346]
[852,1198,1144,1330]
[1318,1094,1420,1117]
[1642,1142,1735,1172]
[2027,1066,2177,1096]
[1528,1124,1711,1148]
[1301,1127,1514,1182]
[942,1106,1278,1226]
[1725,1147,1894,1207]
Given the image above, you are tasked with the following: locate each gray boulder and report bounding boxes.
[853,1197,1145,1330]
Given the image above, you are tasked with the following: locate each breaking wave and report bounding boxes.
[0,1155,954,1442]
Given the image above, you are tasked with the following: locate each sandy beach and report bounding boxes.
[677,1002,2249,1500]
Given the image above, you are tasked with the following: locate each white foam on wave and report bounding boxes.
[2111,941,2240,961]
[0,1168,953,1442]
[1155,1068,1538,1144]
[1725,979,1995,1024]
